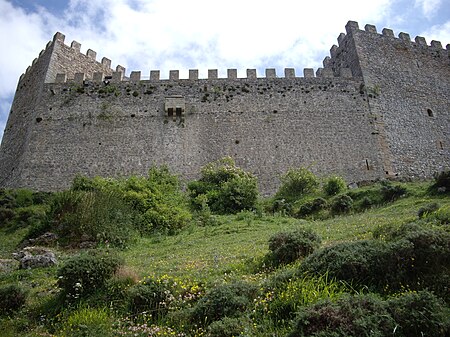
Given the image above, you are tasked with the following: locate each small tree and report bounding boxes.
[188,157,258,214]
[276,167,319,202]
[323,176,347,196]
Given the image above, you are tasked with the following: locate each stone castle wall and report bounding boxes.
[0,21,448,194]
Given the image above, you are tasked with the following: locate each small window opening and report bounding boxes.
[427,108,434,117]
[36,117,42,123]
[168,108,174,117]
[365,159,370,170]
[176,107,182,117]
[439,141,444,150]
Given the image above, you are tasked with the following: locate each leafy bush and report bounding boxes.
[127,278,171,317]
[297,198,327,217]
[57,251,122,299]
[330,194,353,214]
[266,229,321,266]
[276,167,319,202]
[288,294,395,337]
[270,198,293,215]
[323,176,346,196]
[429,170,450,193]
[0,284,27,315]
[288,291,450,337]
[388,291,450,337]
[60,307,112,337]
[71,168,192,235]
[188,157,258,214]
[380,181,407,202]
[192,281,257,325]
[299,227,450,295]
[207,317,247,337]
[42,189,136,248]
[298,240,388,290]
[418,202,440,218]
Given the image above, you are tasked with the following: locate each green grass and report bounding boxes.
[0,181,448,336]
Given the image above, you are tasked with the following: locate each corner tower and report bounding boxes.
[0,33,115,188]
[326,21,449,178]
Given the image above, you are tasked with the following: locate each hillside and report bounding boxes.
[0,166,449,336]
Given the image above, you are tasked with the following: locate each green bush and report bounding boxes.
[127,278,170,317]
[330,194,353,214]
[323,176,346,196]
[267,229,321,266]
[188,157,258,214]
[429,170,450,193]
[388,291,450,337]
[418,202,440,218]
[270,198,293,215]
[276,167,319,202]
[0,284,27,315]
[192,281,257,325]
[288,294,395,337]
[298,240,388,290]
[42,189,137,248]
[297,198,327,217]
[380,181,407,202]
[288,291,450,337]
[57,251,121,299]
[60,307,112,337]
[71,168,192,235]
[299,227,450,295]
[207,317,247,337]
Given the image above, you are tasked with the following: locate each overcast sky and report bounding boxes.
[0,0,449,143]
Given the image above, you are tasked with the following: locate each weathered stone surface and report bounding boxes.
[13,247,57,269]
[0,21,448,195]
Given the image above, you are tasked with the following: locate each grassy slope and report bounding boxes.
[0,181,449,336]
[122,182,448,283]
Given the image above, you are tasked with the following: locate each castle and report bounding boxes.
[0,21,448,194]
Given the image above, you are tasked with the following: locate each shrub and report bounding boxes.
[188,157,258,214]
[323,176,346,196]
[192,281,257,325]
[60,307,112,337]
[380,181,407,202]
[127,278,171,317]
[0,284,27,315]
[288,294,395,337]
[417,202,440,218]
[57,251,122,299]
[330,194,353,214]
[207,317,247,337]
[0,207,15,225]
[299,227,450,295]
[358,196,374,210]
[297,198,327,217]
[43,189,136,248]
[388,291,450,337]
[276,167,319,202]
[429,170,450,193]
[271,198,293,215]
[298,240,389,291]
[267,229,321,266]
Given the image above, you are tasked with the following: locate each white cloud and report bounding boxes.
[415,0,442,19]
[420,20,450,45]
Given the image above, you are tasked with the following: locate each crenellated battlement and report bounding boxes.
[19,32,121,85]
[324,21,449,77]
[52,66,354,84]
